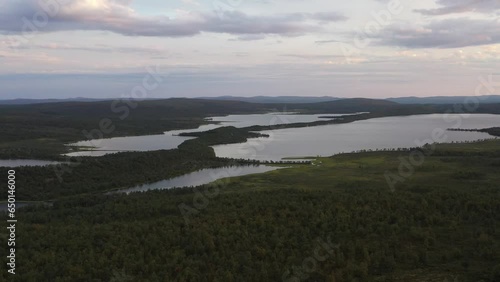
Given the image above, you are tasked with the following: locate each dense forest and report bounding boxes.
[1,99,500,281]
[0,99,273,159]
[5,125,274,201]
[1,98,500,159]
[448,127,500,137]
[10,120,498,202]
[1,140,499,281]
[6,143,251,201]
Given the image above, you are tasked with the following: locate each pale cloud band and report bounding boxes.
[0,0,347,37]
[0,0,498,99]
[414,0,499,15]
[375,18,500,48]
[0,0,498,49]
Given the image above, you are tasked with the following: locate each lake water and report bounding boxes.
[0,159,61,167]
[213,114,500,161]
[65,113,351,157]
[65,113,500,160]
[113,165,281,194]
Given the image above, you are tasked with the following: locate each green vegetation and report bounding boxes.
[179,126,269,147]
[244,112,376,131]
[0,138,69,160]
[2,98,499,159]
[449,127,500,137]
[484,127,500,136]
[0,99,275,159]
[8,126,271,201]
[9,145,254,201]
[2,99,500,281]
[2,139,500,281]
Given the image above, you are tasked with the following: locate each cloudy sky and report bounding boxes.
[0,0,498,99]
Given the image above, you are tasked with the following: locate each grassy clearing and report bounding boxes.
[222,139,500,194]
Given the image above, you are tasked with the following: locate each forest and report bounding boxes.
[448,127,500,137]
[6,125,274,201]
[1,139,499,281]
[7,143,252,201]
[1,98,500,159]
[1,99,500,281]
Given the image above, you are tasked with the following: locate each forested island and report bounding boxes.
[1,98,499,159]
[448,127,500,137]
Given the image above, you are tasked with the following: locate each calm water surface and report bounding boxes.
[66,113,500,159]
[213,114,500,161]
[65,113,350,157]
[114,165,281,194]
[0,159,61,167]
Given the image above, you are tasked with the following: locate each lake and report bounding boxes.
[213,114,500,161]
[113,165,282,194]
[65,113,500,160]
[65,113,351,157]
[0,159,61,167]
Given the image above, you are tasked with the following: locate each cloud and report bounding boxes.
[182,0,201,7]
[229,34,268,41]
[309,12,348,22]
[281,54,344,59]
[414,0,499,15]
[0,0,346,37]
[10,42,168,54]
[375,18,500,48]
[315,39,342,44]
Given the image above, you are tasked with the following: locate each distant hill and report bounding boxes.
[295,98,399,114]
[387,95,500,104]
[196,96,340,104]
[0,98,398,117]
[0,98,105,105]
[2,95,500,105]
[0,96,341,105]
[199,95,500,104]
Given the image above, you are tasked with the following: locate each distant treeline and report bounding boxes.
[448,127,500,137]
[7,145,238,201]
[1,97,500,159]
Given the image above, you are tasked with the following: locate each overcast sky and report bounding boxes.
[0,0,498,99]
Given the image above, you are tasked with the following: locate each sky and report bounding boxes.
[0,0,498,99]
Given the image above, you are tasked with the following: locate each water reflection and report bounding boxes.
[65,113,350,157]
[0,159,61,167]
[113,165,281,194]
[213,114,500,161]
